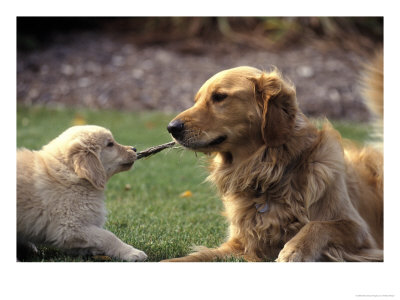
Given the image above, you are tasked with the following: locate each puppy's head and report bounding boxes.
[44,125,137,190]
[167,66,298,154]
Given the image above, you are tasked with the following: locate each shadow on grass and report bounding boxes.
[17,245,123,262]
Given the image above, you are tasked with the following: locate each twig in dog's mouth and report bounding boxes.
[136,141,176,159]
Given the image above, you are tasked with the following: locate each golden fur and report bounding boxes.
[165,55,383,262]
[17,125,147,261]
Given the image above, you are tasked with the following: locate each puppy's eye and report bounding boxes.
[212,92,228,103]
[107,142,114,147]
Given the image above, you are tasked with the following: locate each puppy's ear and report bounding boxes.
[69,143,106,190]
[250,71,298,147]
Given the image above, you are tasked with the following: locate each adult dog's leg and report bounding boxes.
[276,220,380,262]
[163,239,244,262]
[67,226,147,262]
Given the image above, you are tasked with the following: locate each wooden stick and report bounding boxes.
[136,141,176,159]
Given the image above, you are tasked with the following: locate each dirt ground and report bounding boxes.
[17,30,377,121]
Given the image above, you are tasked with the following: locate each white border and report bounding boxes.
[3,1,400,299]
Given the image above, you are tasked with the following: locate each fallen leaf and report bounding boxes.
[22,118,29,126]
[180,190,193,198]
[92,255,112,261]
[72,114,86,125]
[145,121,155,129]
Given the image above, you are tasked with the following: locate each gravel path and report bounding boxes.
[17,31,372,121]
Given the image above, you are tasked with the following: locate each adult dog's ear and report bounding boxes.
[69,142,106,190]
[250,71,298,147]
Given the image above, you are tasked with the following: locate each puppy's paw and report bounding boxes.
[123,249,148,262]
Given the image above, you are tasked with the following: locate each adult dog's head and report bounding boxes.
[43,125,137,190]
[167,66,299,159]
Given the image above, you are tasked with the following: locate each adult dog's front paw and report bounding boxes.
[161,257,194,262]
[276,243,306,262]
[161,255,201,262]
[161,258,182,262]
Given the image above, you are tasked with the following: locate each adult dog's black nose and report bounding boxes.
[131,147,137,152]
[167,119,184,139]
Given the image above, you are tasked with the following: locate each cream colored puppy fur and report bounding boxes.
[17,125,147,262]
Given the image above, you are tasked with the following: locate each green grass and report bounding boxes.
[17,105,372,262]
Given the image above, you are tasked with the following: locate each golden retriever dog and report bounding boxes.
[165,54,383,262]
[17,125,147,261]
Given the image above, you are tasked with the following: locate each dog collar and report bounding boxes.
[255,202,269,213]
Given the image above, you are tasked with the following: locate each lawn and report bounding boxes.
[16,105,372,262]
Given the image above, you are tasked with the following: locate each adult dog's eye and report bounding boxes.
[212,92,228,103]
[107,142,114,147]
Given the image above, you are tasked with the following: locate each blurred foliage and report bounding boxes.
[18,17,382,53]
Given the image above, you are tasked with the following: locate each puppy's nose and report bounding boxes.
[131,147,137,152]
[167,119,184,138]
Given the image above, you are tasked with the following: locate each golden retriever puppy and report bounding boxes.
[17,125,147,262]
[165,56,383,262]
